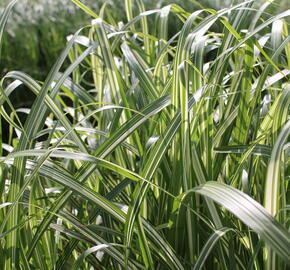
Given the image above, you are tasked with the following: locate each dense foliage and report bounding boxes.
[0,0,289,269]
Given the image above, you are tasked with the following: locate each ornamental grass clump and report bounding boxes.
[0,0,289,269]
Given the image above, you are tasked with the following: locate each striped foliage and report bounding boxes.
[0,0,289,269]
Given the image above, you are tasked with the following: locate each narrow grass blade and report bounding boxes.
[0,0,17,63]
[181,182,290,264]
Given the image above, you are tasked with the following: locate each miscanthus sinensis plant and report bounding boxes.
[0,0,289,269]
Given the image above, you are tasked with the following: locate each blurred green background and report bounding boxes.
[1,0,289,81]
